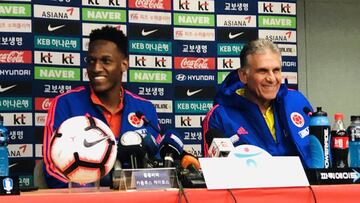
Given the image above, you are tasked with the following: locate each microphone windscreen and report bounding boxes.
[143,133,159,157]
[205,129,224,146]
[181,153,201,170]
[135,111,143,119]
[303,107,312,116]
[159,130,184,160]
[117,131,146,162]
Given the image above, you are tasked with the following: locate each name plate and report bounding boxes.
[199,156,309,190]
[134,169,172,190]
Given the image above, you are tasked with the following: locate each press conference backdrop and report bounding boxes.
[0,0,297,187]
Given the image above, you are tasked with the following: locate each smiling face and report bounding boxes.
[239,49,282,107]
[86,40,128,95]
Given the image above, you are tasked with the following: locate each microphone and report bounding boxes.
[111,159,122,189]
[135,111,162,135]
[159,130,184,167]
[181,151,201,172]
[178,151,206,188]
[303,107,313,116]
[142,133,159,158]
[117,131,146,169]
[205,129,234,157]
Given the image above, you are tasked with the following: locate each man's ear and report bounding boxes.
[120,58,128,72]
[238,68,248,84]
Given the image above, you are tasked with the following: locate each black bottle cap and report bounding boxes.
[311,107,328,117]
[350,115,360,122]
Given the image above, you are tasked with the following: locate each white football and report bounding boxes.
[50,115,117,184]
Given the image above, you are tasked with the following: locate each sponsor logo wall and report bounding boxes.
[0,0,297,184]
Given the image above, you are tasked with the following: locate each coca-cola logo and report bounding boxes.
[42,98,51,110]
[0,51,24,63]
[0,50,31,64]
[135,0,164,9]
[181,58,209,69]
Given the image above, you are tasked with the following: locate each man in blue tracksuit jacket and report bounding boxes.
[203,39,315,168]
[42,26,161,188]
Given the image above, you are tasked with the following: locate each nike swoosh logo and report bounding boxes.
[9,163,18,168]
[0,85,17,93]
[228,32,244,39]
[141,29,158,36]
[83,137,106,148]
[187,89,203,96]
[48,24,65,32]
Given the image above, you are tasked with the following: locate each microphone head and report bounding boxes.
[142,133,159,157]
[303,107,312,116]
[135,111,144,119]
[159,130,184,160]
[181,152,201,170]
[205,128,224,146]
[117,131,146,163]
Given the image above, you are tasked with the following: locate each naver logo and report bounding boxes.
[218,71,231,84]
[174,13,214,27]
[34,66,80,81]
[0,3,31,17]
[129,69,172,83]
[259,16,296,29]
[82,8,126,22]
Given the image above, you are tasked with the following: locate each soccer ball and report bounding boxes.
[49,115,117,184]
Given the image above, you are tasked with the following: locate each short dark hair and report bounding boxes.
[240,39,281,68]
[89,26,128,57]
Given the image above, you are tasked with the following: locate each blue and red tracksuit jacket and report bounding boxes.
[43,85,161,188]
[203,70,315,168]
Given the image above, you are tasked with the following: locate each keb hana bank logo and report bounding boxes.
[174,57,215,70]
[0,50,32,64]
[129,0,171,10]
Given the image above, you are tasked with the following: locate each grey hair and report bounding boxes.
[240,39,281,68]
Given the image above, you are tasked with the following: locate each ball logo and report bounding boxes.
[128,112,144,128]
[290,112,305,128]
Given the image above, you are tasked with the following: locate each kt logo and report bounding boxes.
[14,114,26,125]
[155,57,166,67]
[87,0,121,6]
[222,59,234,69]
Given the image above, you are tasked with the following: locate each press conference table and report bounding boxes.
[1,184,359,203]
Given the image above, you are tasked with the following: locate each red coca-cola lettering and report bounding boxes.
[0,51,24,63]
[42,98,51,110]
[181,58,209,69]
[135,0,164,9]
[0,50,32,64]
[35,97,53,111]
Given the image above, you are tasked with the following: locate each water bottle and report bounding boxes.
[309,107,331,168]
[348,115,360,167]
[0,114,9,176]
[331,113,349,168]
